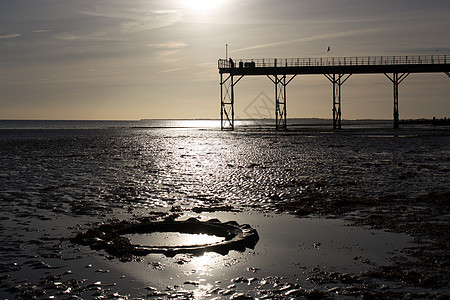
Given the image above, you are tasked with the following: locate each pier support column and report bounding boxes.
[325,74,352,129]
[220,73,243,130]
[385,73,410,129]
[267,74,297,130]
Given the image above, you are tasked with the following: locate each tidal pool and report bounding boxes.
[44,210,412,298]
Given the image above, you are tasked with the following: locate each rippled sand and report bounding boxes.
[0,126,449,298]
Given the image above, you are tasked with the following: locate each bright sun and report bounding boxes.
[181,0,225,13]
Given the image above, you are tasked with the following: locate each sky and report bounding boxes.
[1,0,449,120]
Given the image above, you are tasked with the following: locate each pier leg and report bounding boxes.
[393,74,399,129]
[333,75,341,129]
[275,75,287,130]
[385,73,410,129]
[220,74,234,130]
[325,74,352,129]
[220,74,244,130]
[268,74,297,130]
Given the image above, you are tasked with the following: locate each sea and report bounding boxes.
[0,119,449,298]
[0,118,391,130]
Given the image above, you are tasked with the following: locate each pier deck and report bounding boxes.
[218,55,450,130]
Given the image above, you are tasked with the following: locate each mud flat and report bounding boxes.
[0,210,409,298]
[0,200,448,299]
[0,124,449,298]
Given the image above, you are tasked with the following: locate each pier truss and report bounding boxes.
[267,74,297,130]
[218,55,450,130]
[324,73,352,129]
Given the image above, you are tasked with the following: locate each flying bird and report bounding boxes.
[327,46,331,52]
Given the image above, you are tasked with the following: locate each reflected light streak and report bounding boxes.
[191,252,219,273]
[192,283,215,299]
[126,232,224,247]
[189,252,228,299]
[170,119,220,128]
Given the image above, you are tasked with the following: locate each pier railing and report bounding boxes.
[219,55,449,69]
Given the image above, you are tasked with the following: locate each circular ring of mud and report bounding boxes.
[71,218,259,259]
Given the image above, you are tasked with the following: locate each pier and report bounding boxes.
[218,55,450,130]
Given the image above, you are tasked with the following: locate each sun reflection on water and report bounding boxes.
[125,232,224,247]
[188,253,223,299]
[191,252,220,273]
[191,283,215,299]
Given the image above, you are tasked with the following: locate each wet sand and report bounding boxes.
[0,125,449,299]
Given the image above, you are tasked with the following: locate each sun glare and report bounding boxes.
[181,0,225,13]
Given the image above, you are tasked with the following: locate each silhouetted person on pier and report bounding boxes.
[229,58,234,68]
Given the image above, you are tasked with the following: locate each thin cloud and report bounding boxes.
[231,28,385,53]
[146,41,187,49]
[33,30,52,33]
[53,32,121,42]
[158,49,185,57]
[152,9,178,15]
[0,33,22,39]
[158,67,186,73]
[81,5,182,33]
[120,10,182,33]
[82,8,178,19]
[53,33,85,41]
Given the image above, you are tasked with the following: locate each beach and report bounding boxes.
[0,120,449,299]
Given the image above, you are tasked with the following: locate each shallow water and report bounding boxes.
[0,121,449,298]
[0,210,413,298]
[124,232,226,247]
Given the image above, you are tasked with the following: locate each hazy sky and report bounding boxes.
[1,0,449,120]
